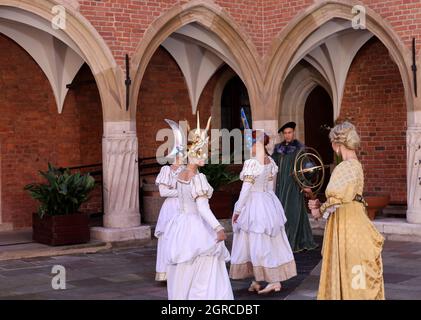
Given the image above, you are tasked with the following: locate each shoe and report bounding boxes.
[248,281,261,292]
[258,282,281,294]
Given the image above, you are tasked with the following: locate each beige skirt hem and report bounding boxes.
[229,260,297,283]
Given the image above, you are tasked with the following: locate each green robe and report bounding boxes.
[272,140,318,252]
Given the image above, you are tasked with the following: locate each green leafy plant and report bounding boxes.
[24,163,95,219]
[199,162,239,191]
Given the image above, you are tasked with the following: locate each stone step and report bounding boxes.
[310,215,421,243]
[381,204,407,217]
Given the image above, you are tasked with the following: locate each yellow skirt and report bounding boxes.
[318,202,385,300]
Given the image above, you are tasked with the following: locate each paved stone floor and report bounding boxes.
[0,236,322,300]
[287,239,421,300]
[0,235,420,300]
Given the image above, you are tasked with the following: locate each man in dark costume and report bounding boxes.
[271,122,318,252]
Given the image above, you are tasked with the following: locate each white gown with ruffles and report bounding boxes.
[164,173,234,300]
[229,158,297,283]
[154,165,184,281]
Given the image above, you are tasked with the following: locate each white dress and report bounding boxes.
[154,165,184,281]
[229,158,297,283]
[164,173,234,300]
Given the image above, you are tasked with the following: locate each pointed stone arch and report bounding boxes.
[131,0,262,120]
[0,0,123,120]
[265,0,415,124]
[265,0,420,223]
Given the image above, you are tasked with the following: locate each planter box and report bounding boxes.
[32,212,90,246]
[141,183,164,224]
[364,194,390,220]
[210,191,235,219]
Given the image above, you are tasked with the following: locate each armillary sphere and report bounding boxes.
[293,147,328,194]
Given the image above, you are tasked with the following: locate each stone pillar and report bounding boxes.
[91,121,151,242]
[407,126,421,224]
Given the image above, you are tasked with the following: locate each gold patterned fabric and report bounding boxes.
[318,159,385,300]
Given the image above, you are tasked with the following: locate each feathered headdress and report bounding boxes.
[186,111,211,160]
[241,107,253,149]
[164,119,186,159]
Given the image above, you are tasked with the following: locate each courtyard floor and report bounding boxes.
[0,234,420,300]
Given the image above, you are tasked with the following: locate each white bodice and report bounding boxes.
[233,157,286,236]
[249,164,274,192]
[176,172,214,215]
[177,181,198,214]
[239,157,278,193]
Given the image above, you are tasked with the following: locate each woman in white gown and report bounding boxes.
[230,130,297,294]
[154,155,185,281]
[164,113,234,300]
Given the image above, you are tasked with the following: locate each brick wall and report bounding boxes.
[0,35,102,228]
[76,1,421,59]
[339,37,407,203]
[261,0,421,55]
[78,0,264,63]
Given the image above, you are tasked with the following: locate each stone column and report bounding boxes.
[91,121,151,242]
[407,126,421,224]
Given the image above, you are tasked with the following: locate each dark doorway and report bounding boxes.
[221,76,251,131]
[304,86,334,195]
[304,85,334,165]
[221,76,251,161]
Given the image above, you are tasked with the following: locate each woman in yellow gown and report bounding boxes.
[308,121,385,300]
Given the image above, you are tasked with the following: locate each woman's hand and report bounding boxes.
[232,213,240,224]
[308,199,321,210]
[216,229,227,242]
[311,208,322,219]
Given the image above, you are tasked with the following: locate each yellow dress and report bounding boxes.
[318,159,385,300]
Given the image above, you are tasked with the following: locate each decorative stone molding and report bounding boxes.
[102,121,140,228]
[91,121,151,242]
[407,127,421,224]
[57,0,80,11]
[265,0,414,124]
[131,0,262,120]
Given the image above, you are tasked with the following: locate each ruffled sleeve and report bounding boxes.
[239,159,264,184]
[155,166,175,188]
[320,161,360,215]
[191,173,214,199]
[191,173,221,231]
[233,159,264,214]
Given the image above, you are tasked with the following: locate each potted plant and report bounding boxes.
[364,193,390,220]
[24,163,95,246]
[200,162,240,219]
